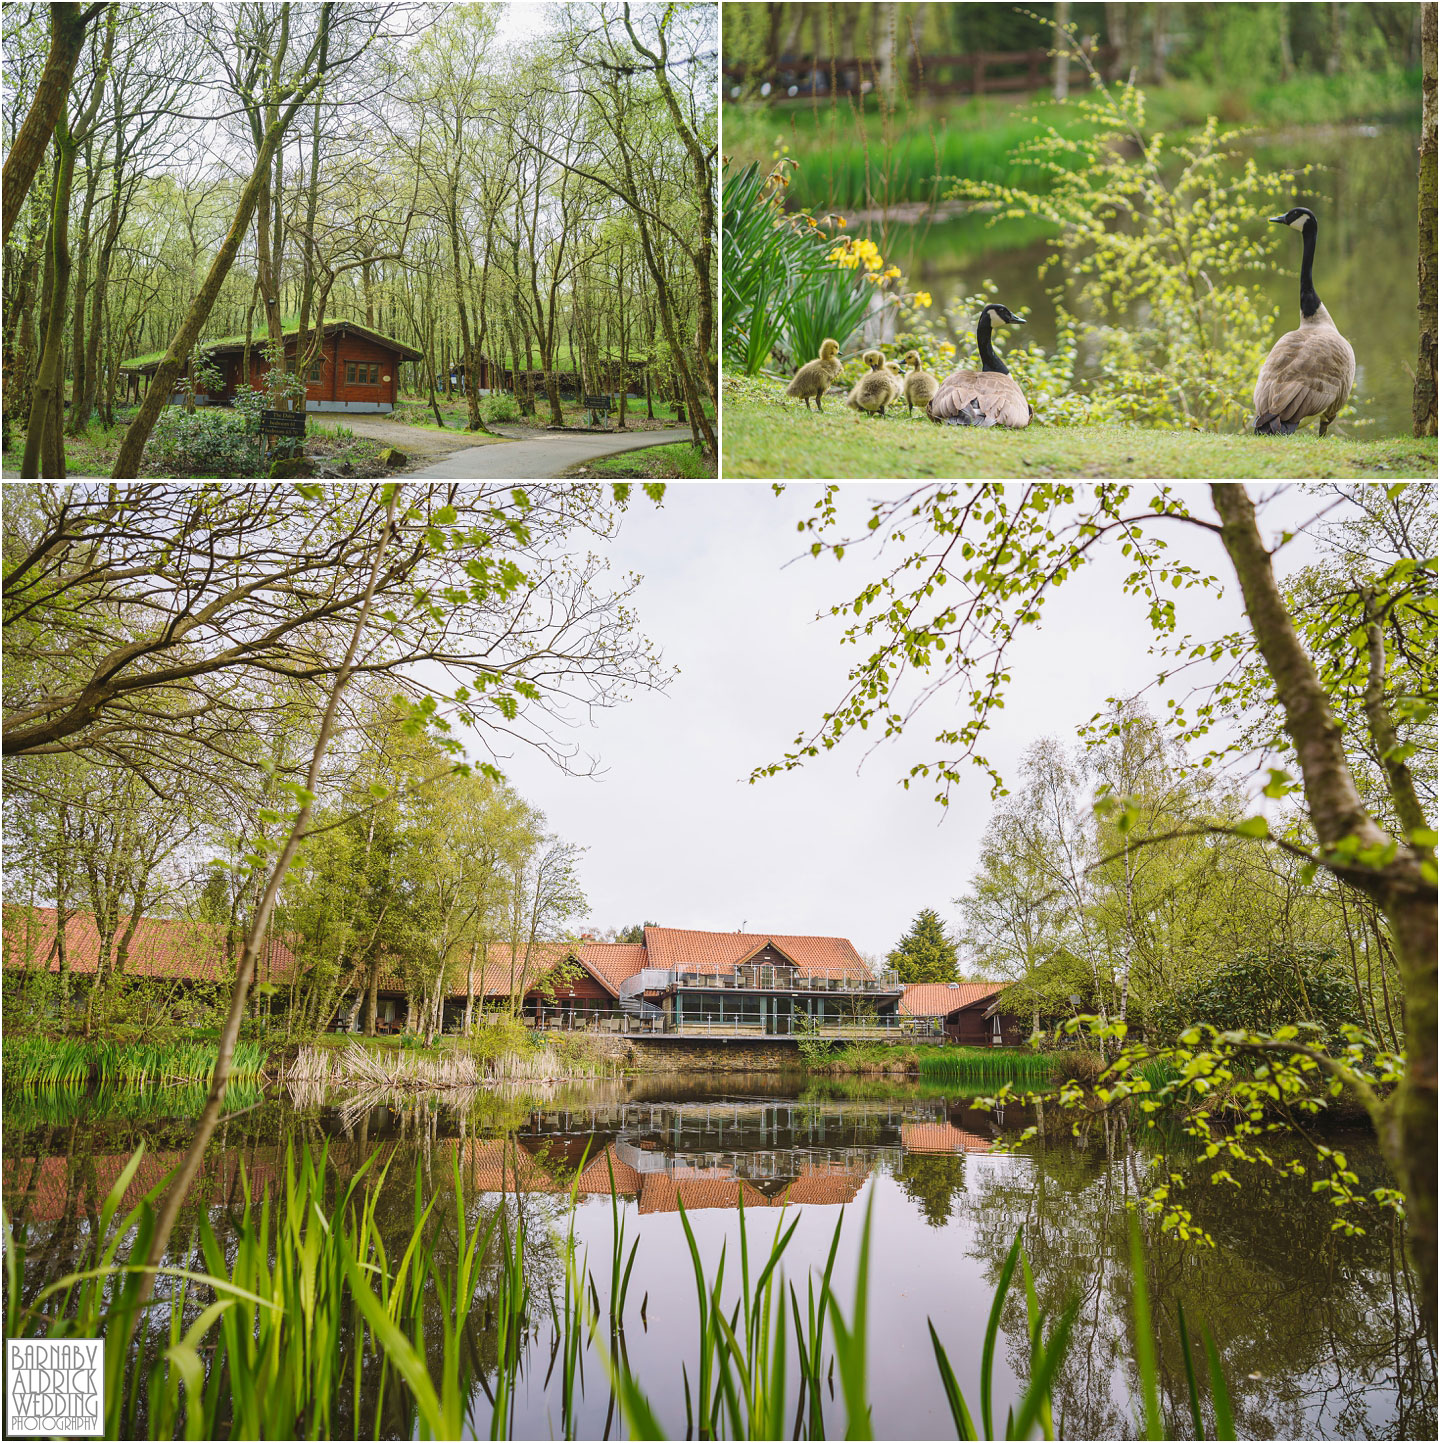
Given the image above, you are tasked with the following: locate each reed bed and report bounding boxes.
[918,1048,1056,1087]
[3,1037,268,1089]
[4,1140,1236,1441]
[284,1039,612,1111]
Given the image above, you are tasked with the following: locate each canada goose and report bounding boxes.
[901,350,939,416]
[1253,207,1355,435]
[786,337,844,411]
[847,349,900,418]
[927,304,1032,428]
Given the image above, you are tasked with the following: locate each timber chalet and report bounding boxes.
[119,319,423,414]
[2,910,1020,1041]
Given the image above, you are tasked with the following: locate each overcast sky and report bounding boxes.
[493,482,1328,962]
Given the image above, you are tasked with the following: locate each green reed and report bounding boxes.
[918,1048,1056,1086]
[4,1037,268,1090]
[3,1142,1234,1440]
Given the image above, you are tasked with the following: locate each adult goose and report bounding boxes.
[927,304,1031,428]
[1253,207,1354,435]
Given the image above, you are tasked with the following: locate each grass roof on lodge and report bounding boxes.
[120,316,419,371]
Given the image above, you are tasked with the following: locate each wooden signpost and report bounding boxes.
[259,408,306,467]
[584,394,613,429]
[260,409,306,437]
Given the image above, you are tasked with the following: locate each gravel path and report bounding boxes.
[330,413,508,460]
[412,426,695,479]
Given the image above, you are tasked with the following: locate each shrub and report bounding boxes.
[1148,945,1365,1047]
[149,408,261,476]
[483,392,521,423]
[1051,1049,1105,1088]
[945,51,1305,430]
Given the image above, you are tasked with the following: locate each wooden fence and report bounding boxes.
[725,44,1119,101]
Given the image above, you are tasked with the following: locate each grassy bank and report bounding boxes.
[724,68,1423,211]
[723,376,1437,479]
[565,440,717,480]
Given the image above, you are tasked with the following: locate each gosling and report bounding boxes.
[786,338,844,412]
[847,350,900,418]
[901,350,939,417]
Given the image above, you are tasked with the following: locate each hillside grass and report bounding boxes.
[722,375,1437,480]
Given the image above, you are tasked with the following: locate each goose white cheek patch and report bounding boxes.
[1289,216,1308,229]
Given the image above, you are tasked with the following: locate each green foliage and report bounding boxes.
[945,67,1307,430]
[722,160,908,373]
[482,392,522,423]
[148,407,262,476]
[985,1011,1407,1244]
[1148,946,1367,1045]
[887,906,960,983]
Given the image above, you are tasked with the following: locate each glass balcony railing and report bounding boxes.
[658,968,902,994]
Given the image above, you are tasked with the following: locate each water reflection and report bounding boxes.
[3,1074,1432,1440]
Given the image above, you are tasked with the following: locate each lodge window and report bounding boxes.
[307,361,322,382]
[346,361,381,385]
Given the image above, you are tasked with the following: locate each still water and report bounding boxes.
[4,1074,1433,1439]
[891,124,1421,435]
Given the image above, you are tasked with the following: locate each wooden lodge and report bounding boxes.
[120,320,423,414]
[899,981,1028,1045]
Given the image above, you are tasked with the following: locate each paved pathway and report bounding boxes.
[413,426,695,479]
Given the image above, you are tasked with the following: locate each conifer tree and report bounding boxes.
[887,908,959,984]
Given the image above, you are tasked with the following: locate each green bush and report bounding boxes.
[946,62,1303,430]
[483,393,521,423]
[1148,945,1365,1046]
[149,407,261,476]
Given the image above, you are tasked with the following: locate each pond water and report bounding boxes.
[886,123,1421,435]
[4,1073,1433,1440]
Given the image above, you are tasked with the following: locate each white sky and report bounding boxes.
[493,481,1333,962]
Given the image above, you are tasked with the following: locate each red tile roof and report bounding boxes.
[2,906,298,984]
[576,943,648,995]
[644,926,873,981]
[899,982,1005,1017]
[901,1121,994,1154]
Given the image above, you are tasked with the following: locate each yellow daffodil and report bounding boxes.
[940,342,956,355]
[837,217,847,228]
[883,265,901,279]
[914,291,933,308]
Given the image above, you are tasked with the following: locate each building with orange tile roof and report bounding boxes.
[899,980,1025,1044]
[3,908,909,1038]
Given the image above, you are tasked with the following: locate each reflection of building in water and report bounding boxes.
[4,1099,999,1224]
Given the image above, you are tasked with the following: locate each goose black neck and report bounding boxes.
[1299,218,1320,319]
[977,311,1009,375]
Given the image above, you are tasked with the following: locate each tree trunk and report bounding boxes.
[1053,2,1072,99]
[1211,482,1437,1330]
[1415,3,1437,438]
[2,3,95,247]
[110,118,287,476]
[65,145,100,435]
[21,133,77,479]
[1105,2,1129,80]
